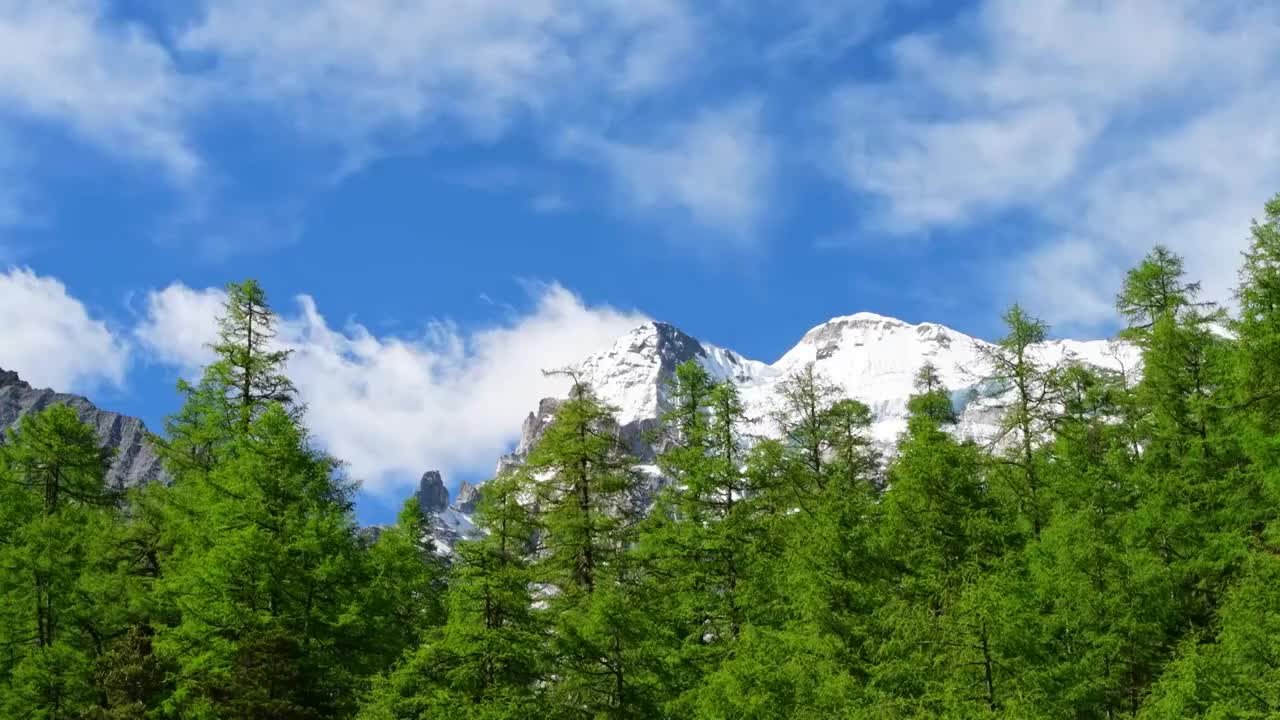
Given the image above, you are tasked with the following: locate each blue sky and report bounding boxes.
[1,0,1277,524]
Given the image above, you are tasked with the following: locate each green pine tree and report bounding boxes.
[977,305,1059,539]
[150,280,384,719]
[640,362,760,712]
[870,365,1021,717]
[358,472,547,720]
[359,497,449,673]
[525,373,663,719]
[155,279,298,477]
[0,405,124,719]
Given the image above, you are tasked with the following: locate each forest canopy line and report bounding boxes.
[1,193,1279,718]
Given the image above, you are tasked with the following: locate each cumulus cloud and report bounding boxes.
[133,283,225,374]
[562,100,774,242]
[0,267,129,392]
[1017,95,1280,328]
[136,281,647,494]
[823,0,1280,328]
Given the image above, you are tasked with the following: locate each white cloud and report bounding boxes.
[563,100,774,241]
[0,0,913,254]
[828,93,1094,230]
[823,0,1280,327]
[137,281,647,494]
[179,0,697,148]
[0,0,196,178]
[133,283,225,375]
[0,267,129,392]
[1018,94,1280,329]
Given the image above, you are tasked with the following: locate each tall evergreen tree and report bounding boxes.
[641,363,758,711]
[692,366,887,718]
[978,305,1058,538]
[151,280,387,719]
[770,362,841,494]
[1118,248,1246,634]
[359,472,547,720]
[156,279,298,476]
[871,365,1021,716]
[1232,192,1280,542]
[359,497,449,675]
[526,373,662,719]
[156,405,370,719]
[0,405,125,719]
[1027,364,1169,718]
[1140,194,1280,719]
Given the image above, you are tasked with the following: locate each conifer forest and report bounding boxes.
[4,193,1280,719]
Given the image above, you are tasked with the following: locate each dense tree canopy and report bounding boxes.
[3,194,1280,718]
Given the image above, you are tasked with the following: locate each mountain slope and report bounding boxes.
[567,312,1138,450]
[461,313,1138,526]
[0,368,166,488]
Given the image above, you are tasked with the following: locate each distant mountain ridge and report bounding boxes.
[530,312,1138,458]
[1,311,1137,551]
[449,313,1139,545]
[0,368,166,488]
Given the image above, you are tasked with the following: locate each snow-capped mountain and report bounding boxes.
[430,312,1139,546]
[569,312,1137,451]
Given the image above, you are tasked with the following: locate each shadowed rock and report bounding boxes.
[415,470,449,514]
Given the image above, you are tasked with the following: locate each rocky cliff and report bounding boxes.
[0,368,166,488]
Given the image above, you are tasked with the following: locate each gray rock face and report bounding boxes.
[416,470,449,514]
[455,481,482,514]
[495,397,562,475]
[0,368,166,489]
[644,322,707,376]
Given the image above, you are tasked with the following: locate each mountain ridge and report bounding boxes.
[425,312,1140,549]
[0,368,166,488]
[565,312,1137,450]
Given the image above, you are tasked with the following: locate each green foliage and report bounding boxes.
[12,196,1280,720]
[359,473,546,719]
[979,305,1056,537]
[148,278,438,718]
[154,404,372,718]
[640,363,760,711]
[0,405,133,719]
[155,279,298,477]
[359,498,448,668]
[524,375,667,719]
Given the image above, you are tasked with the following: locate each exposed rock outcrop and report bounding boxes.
[415,470,449,514]
[0,368,166,488]
[455,481,482,514]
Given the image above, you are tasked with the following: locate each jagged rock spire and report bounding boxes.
[415,470,449,515]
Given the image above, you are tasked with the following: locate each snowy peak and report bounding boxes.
[762,313,989,440]
[780,313,975,368]
[434,310,1141,548]
[576,321,767,427]
[602,321,710,385]
[561,311,1139,451]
